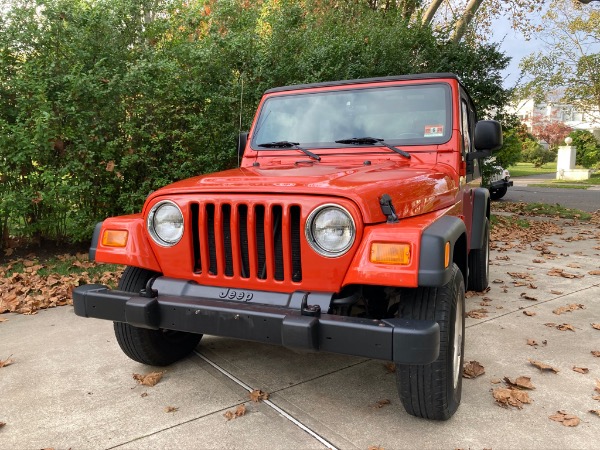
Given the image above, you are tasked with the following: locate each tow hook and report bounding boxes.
[300,293,321,317]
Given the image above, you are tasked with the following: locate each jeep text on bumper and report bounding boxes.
[73,73,503,420]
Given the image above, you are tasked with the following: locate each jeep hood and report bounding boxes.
[149,161,458,224]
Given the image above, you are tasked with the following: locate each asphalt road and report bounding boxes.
[500,175,600,213]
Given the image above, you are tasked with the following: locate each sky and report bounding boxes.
[492,16,543,88]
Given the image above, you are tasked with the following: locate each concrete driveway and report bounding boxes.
[1,216,599,449]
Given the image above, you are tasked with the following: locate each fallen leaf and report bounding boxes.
[589,270,600,276]
[527,339,538,347]
[372,399,391,409]
[141,392,148,398]
[467,308,488,319]
[529,359,560,373]
[0,355,14,368]
[590,410,600,417]
[592,324,600,330]
[133,371,165,387]
[520,293,538,301]
[249,389,269,402]
[596,379,600,393]
[0,421,5,428]
[572,366,589,374]
[504,376,536,390]
[368,447,384,450]
[226,404,246,420]
[523,310,536,316]
[492,387,531,409]
[492,279,504,284]
[384,362,396,373]
[490,378,502,384]
[550,290,563,295]
[557,323,575,332]
[592,351,600,357]
[553,304,585,315]
[547,268,584,279]
[549,411,580,427]
[463,361,485,379]
[165,406,178,413]
[544,322,557,327]
[508,272,534,281]
[566,263,581,268]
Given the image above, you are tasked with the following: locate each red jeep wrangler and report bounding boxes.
[73,73,502,420]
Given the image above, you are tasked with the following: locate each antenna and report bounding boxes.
[237,73,244,167]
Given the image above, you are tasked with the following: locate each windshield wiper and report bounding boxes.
[257,141,321,161]
[334,137,411,159]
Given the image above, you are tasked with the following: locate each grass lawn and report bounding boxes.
[507,162,557,177]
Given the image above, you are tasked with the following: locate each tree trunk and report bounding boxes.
[422,0,445,25]
[451,0,484,43]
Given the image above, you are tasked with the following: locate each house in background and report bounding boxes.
[508,99,600,142]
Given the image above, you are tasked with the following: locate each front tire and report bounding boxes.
[114,267,202,366]
[396,263,465,420]
[489,186,507,200]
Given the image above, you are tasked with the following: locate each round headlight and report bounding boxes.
[306,204,355,257]
[147,201,184,246]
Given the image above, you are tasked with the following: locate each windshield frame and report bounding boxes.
[249,82,453,152]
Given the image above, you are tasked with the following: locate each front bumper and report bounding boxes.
[73,279,440,364]
[489,178,513,190]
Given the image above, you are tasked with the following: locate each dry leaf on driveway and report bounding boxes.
[550,290,563,295]
[0,356,14,368]
[463,361,485,379]
[592,351,600,357]
[592,323,600,330]
[133,371,165,387]
[523,310,536,316]
[557,323,576,332]
[384,362,396,373]
[492,387,531,409]
[0,421,5,428]
[547,268,584,279]
[504,376,535,390]
[467,308,488,319]
[553,304,585,315]
[165,406,178,413]
[224,404,247,421]
[549,411,580,427]
[508,272,534,281]
[590,410,600,417]
[529,359,560,373]
[249,390,269,402]
[372,399,391,409]
[520,293,538,301]
[572,366,589,374]
[589,270,600,276]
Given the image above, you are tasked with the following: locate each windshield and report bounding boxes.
[251,83,452,149]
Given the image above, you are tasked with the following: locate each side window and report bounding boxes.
[461,100,471,157]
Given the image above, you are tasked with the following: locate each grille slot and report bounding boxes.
[191,201,302,282]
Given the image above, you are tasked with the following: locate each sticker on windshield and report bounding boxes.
[424,125,444,137]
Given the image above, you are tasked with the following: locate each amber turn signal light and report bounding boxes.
[370,243,411,265]
[444,242,450,268]
[101,230,128,247]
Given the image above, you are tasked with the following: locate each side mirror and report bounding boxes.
[237,132,249,158]
[474,120,503,153]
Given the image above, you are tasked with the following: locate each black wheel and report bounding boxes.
[113,267,202,366]
[396,263,465,420]
[489,186,507,200]
[467,218,490,292]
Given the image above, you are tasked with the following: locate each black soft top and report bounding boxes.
[264,73,460,94]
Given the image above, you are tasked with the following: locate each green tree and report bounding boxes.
[569,129,600,168]
[519,0,600,120]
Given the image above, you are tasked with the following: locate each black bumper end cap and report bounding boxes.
[383,318,440,365]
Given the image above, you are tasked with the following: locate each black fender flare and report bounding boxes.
[471,188,490,251]
[418,216,467,287]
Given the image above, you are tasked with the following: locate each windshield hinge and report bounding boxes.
[379,194,399,223]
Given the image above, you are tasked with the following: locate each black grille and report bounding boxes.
[191,202,302,282]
